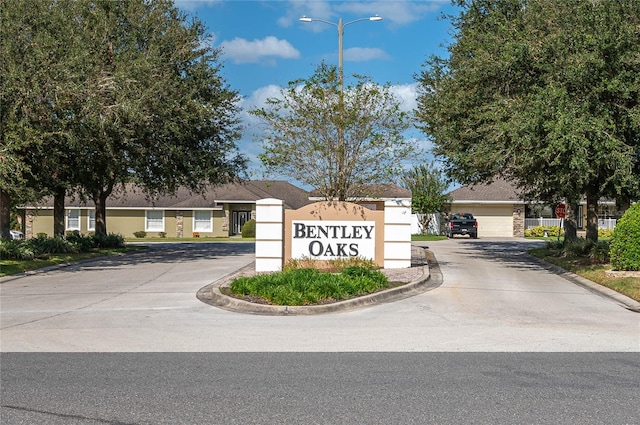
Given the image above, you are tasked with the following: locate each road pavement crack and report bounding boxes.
[2,404,140,425]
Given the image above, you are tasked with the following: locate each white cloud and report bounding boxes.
[174,0,223,12]
[238,84,285,129]
[390,83,418,113]
[337,1,443,26]
[219,36,300,64]
[284,1,335,31]
[344,47,389,62]
[241,84,283,110]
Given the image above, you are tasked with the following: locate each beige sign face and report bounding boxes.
[291,220,376,260]
[284,201,385,267]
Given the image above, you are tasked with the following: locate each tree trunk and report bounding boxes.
[0,189,11,240]
[563,201,579,241]
[419,213,432,235]
[53,187,66,237]
[585,190,599,242]
[93,192,109,237]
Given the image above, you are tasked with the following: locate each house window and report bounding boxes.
[193,210,212,232]
[145,210,164,232]
[88,210,95,231]
[66,209,80,231]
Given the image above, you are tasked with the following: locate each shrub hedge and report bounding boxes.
[0,232,125,260]
[524,225,564,237]
[610,203,640,271]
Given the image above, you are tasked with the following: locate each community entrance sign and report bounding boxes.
[285,202,384,266]
[255,199,412,272]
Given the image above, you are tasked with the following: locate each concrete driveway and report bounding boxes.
[1,239,638,352]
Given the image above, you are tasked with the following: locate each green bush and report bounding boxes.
[28,235,74,255]
[0,232,125,261]
[610,203,640,271]
[590,240,610,263]
[66,231,95,251]
[241,219,256,238]
[562,238,593,257]
[525,225,564,237]
[0,239,35,260]
[92,233,125,249]
[133,230,147,238]
[545,240,565,251]
[228,265,389,306]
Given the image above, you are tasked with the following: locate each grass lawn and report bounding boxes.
[528,247,640,302]
[0,247,144,277]
[411,234,448,241]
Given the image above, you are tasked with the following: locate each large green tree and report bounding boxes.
[416,0,640,242]
[251,63,415,201]
[0,0,74,238]
[1,0,246,238]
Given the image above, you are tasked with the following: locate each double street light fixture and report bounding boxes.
[299,15,382,93]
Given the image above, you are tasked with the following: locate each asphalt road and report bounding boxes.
[2,353,639,424]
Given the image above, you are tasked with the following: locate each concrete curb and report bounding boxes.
[196,248,443,316]
[525,254,640,313]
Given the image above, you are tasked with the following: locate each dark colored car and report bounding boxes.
[447,213,478,238]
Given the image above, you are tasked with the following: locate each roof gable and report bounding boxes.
[309,183,411,200]
[449,178,523,203]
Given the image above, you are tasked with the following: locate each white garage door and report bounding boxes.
[452,204,513,237]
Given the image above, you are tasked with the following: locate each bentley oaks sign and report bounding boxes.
[291,221,376,259]
[284,201,385,267]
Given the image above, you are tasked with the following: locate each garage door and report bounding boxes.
[452,204,513,237]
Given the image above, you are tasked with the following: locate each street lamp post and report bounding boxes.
[299,14,382,200]
[300,15,382,94]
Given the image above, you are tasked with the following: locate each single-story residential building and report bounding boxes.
[448,179,619,238]
[21,180,311,239]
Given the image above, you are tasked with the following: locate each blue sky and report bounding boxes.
[176,0,459,182]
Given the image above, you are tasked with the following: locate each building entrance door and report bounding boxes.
[232,211,251,235]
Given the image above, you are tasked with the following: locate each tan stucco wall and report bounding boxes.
[29,209,54,237]
[105,210,145,237]
[26,207,241,238]
[212,210,227,237]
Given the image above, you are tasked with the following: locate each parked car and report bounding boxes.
[447,213,478,238]
[9,230,24,240]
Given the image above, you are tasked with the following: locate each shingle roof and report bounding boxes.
[448,178,523,203]
[309,183,411,200]
[27,180,312,210]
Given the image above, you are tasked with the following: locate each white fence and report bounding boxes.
[525,218,617,229]
[525,218,563,228]
[411,213,441,235]
[598,218,617,229]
